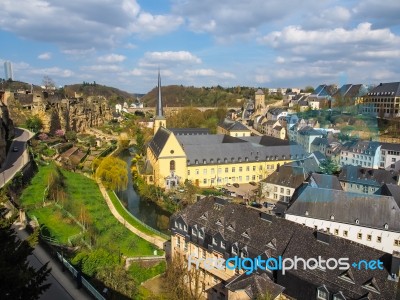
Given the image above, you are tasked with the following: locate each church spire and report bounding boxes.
[156,68,163,117]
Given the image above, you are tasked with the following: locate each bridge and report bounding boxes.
[126,106,242,116]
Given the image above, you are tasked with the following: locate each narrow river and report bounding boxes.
[116,152,171,235]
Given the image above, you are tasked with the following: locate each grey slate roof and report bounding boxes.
[342,140,380,154]
[262,165,308,189]
[298,126,324,136]
[169,128,210,135]
[176,134,307,165]
[171,196,399,300]
[267,108,286,116]
[376,183,400,209]
[311,137,329,146]
[148,127,171,157]
[366,82,400,97]
[255,89,264,95]
[287,186,400,232]
[218,119,250,132]
[380,142,400,152]
[309,173,342,190]
[338,165,399,187]
[225,273,285,299]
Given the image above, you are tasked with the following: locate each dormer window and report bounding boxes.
[195,159,199,165]
[242,231,250,239]
[362,278,380,293]
[192,228,197,236]
[384,223,389,230]
[238,157,242,162]
[174,221,178,228]
[241,247,248,258]
[216,219,223,226]
[217,158,221,163]
[355,219,359,225]
[178,223,182,230]
[232,243,238,255]
[210,159,214,164]
[199,229,204,239]
[187,160,191,165]
[317,285,329,300]
[305,210,309,216]
[231,157,235,162]
[200,213,207,220]
[203,159,206,164]
[224,158,228,163]
[183,225,187,231]
[221,241,226,249]
[330,215,334,221]
[212,237,217,245]
[245,157,249,162]
[227,224,235,231]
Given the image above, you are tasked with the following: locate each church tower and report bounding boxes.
[153,70,166,135]
[255,89,265,112]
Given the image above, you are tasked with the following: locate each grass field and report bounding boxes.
[20,163,161,257]
[128,260,166,284]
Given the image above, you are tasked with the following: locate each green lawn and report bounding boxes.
[20,163,161,257]
[30,206,81,244]
[128,260,166,284]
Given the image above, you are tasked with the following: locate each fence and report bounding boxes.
[56,252,106,300]
[112,191,170,240]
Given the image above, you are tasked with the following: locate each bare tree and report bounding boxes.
[42,75,55,91]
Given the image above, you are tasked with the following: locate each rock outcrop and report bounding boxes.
[0,93,15,167]
[11,92,112,133]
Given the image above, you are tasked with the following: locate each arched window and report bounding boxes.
[170,160,175,171]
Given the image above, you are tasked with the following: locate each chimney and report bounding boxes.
[316,229,331,244]
[391,251,400,279]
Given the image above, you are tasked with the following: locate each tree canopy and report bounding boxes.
[26,115,43,133]
[95,156,128,191]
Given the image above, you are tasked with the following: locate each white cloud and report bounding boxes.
[0,0,182,49]
[38,52,51,60]
[81,65,122,72]
[303,6,351,29]
[30,67,74,78]
[255,74,270,84]
[141,51,202,65]
[97,54,126,63]
[184,68,235,79]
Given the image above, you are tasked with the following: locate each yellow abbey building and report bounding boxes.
[142,72,307,189]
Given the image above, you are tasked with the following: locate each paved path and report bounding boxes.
[96,179,168,250]
[13,223,92,300]
[0,128,34,188]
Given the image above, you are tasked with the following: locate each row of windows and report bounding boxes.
[195,175,263,185]
[191,165,267,175]
[188,154,293,165]
[316,226,387,243]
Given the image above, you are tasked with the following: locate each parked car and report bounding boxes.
[251,202,262,208]
[229,192,237,197]
[263,202,276,208]
[233,183,239,188]
[12,147,18,152]
[226,183,232,187]
[249,181,257,186]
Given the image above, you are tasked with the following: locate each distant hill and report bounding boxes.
[141,85,263,107]
[64,83,141,104]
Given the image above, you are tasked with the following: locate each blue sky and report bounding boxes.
[1,0,400,93]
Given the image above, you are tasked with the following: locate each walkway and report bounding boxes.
[13,223,92,300]
[96,180,168,250]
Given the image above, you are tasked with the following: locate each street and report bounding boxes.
[0,128,33,188]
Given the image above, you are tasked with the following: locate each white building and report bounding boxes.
[380,143,400,171]
[340,140,381,169]
[285,186,400,254]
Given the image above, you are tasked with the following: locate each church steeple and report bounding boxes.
[153,69,166,134]
[156,68,163,117]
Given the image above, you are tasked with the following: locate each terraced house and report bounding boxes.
[170,197,400,300]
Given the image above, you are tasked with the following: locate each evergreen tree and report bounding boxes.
[0,207,51,299]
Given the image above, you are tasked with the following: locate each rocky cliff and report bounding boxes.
[10,92,113,133]
[0,93,15,167]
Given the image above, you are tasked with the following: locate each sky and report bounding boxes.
[1,0,400,94]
